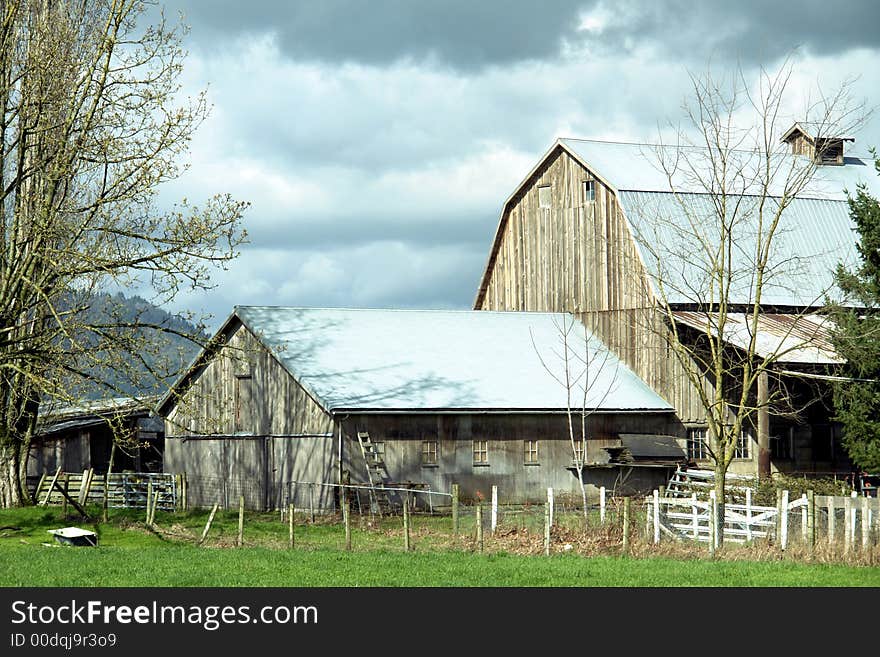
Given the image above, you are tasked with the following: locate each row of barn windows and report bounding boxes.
[537,180,595,209]
[414,439,584,467]
[686,424,845,463]
[686,427,751,461]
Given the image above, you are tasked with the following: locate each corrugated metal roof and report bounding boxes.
[233,307,673,413]
[560,138,880,199]
[619,190,858,307]
[671,311,840,365]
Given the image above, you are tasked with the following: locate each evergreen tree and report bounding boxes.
[830,152,880,472]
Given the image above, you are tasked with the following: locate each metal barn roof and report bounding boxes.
[671,311,840,365]
[232,307,673,414]
[559,138,880,199]
[619,190,858,307]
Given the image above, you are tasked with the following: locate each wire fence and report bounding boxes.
[147,473,880,563]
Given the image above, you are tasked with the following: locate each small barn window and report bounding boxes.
[572,439,586,465]
[686,428,710,461]
[233,373,252,433]
[770,426,793,460]
[735,429,752,460]
[583,180,596,203]
[473,440,489,465]
[421,440,439,466]
[524,440,539,465]
[538,184,552,209]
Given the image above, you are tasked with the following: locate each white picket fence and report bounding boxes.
[643,489,849,548]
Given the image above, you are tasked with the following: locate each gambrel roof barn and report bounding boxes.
[474,128,878,477]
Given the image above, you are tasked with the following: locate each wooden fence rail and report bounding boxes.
[647,489,880,548]
[33,470,177,511]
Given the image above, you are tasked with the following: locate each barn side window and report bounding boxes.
[735,429,752,460]
[473,440,489,465]
[421,440,439,466]
[770,424,793,460]
[686,427,710,461]
[538,184,552,209]
[233,373,252,433]
[583,179,596,202]
[524,439,539,465]
[572,439,586,465]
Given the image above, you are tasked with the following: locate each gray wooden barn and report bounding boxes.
[474,125,880,479]
[158,306,682,510]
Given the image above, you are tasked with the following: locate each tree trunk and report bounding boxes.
[0,439,30,507]
[714,465,726,546]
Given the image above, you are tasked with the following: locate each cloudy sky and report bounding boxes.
[150,0,880,328]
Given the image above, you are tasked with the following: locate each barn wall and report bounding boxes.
[164,321,333,438]
[164,434,337,510]
[341,412,682,504]
[476,147,711,426]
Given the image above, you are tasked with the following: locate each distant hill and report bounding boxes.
[72,292,208,400]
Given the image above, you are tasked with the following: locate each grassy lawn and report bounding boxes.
[1,505,879,587]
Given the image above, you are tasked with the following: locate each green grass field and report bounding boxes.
[2,506,879,586]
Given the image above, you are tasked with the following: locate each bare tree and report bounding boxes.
[630,60,865,541]
[532,314,618,528]
[0,0,248,507]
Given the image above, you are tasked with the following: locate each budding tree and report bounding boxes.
[630,61,863,540]
[532,314,618,528]
[0,0,247,506]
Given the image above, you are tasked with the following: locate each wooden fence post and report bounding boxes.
[543,502,550,556]
[102,473,109,522]
[652,489,660,545]
[150,489,160,526]
[800,493,808,542]
[80,470,89,505]
[451,483,460,540]
[807,490,815,551]
[309,483,315,523]
[61,475,69,518]
[547,487,554,527]
[182,472,188,512]
[780,490,789,551]
[490,485,498,534]
[828,497,836,545]
[622,497,631,554]
[146,480,153,526]
[710,490,719,552]
[775,488,783,539]
[237,495,245,548]
[691,493,698,540]
[288,503,295,549]
[707,495,716,558]
[745,488,753,542]
[844,494,853,554]
[403,496,411,552]
[343,499,352,552]
[600,486,606,524]
[862,497,870,549]
[199,504,219,545]
[476,504,483,553]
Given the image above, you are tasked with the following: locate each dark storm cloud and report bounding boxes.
[583,1,880,63]
[163,0,592,69]
[161,1,880,70]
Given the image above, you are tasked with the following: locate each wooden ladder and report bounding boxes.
[356,431,392,515]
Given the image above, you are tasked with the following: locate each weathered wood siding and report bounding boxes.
[476,147,710,425]
[341,412,680,503]
[164,434,337,510]
[164,321,332,438]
